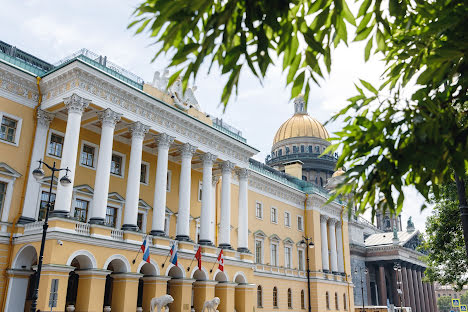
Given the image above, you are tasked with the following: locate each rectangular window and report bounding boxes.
[301,145,305,153]
[166,171,172,192]
[48,279,59,308]
[298,216,304,231]
[111,154,122,176]
[271,207,277,223]
[48,133,64,157]
[0,116,17,143]
[137,213,144,231]
[285,246,292,268]
[0,182,6,216]
[140,163,148,184]
[164,215,170,236]
[298,249,305,270]
[80,144,95,167]
[198,181,203,201]
[255,240,263,264]
[256,202,263,219]
[271,243,278,266]
[284,212,291,227]
[106,206,117,227]
[39,191,56,221]
[73,199,88,222]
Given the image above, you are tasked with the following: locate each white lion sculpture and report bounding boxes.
[150,294,174,312]
[202,297,220,312]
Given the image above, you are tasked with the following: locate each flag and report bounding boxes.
[195,246,202,270]
[217,249,224,272]
[170,243,178,266]
[140,237,150,263]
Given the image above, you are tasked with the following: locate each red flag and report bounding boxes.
[195,246,202,270]
[217,249,224,272]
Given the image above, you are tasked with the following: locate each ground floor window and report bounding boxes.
[257,285,262,307]
[273,286,278,307]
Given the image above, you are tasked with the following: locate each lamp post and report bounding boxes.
[30,160,71,312]
[300,236,315,312]
[393,262,404,311]
[354,265,368,312]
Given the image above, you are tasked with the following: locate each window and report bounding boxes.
[0,182,6,216]
[278,149,282,156]
[137,213,144,231]
[297,216,304,231]
[301,290,305,309]
[255,240,263,264]
[106,206,117,227]
[300,145,305,153]
[164,215,170,236]
[298,249,305,271]
[39,191,56,220]
[315,146,320,153]
[285,147,290,154]
[111,154,123,176]
[288,288,292,308]
[384,216,391,229]
[326,292,330,310]
[257,286,263,307]
[0,116,17,143]
[73,199,88,222]
[273,287,278,307]
[285,246,292,268]
[320,177,323,186]
[256,202,263,219]
[343,293,347,310]
[49,279,59,308]
[335,292,339,310]
[271,207,278,223]
[166,171,172,192]
[284,211,291,227]
[293,145,298,153]
[80,144,96,167]
[140,163,148,184]
[271,243,278,266]
[198,181,203,201]
[308,145,313,153]
[48,133,64,157]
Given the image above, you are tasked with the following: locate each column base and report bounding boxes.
[17,216,36,224]
[322,269,330,273]
[175,235,191,241]
[237,247,250,253]
[219,243,231,249]
[150,230,166,237]
[88,218,105,225]
[121,224,138,231]
[332,271,339,275]
[199,240,213,246]
[49,210,69,218]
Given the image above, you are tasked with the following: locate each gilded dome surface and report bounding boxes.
[273,113,330,145]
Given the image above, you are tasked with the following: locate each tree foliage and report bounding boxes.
[437,295,452,312]
[130,0,468,220]
[423,177,468,290]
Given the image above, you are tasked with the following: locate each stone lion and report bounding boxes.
[150,294,174,312]
[202,297,220,312]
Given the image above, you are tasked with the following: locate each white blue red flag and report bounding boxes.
[170,243,178,265]
[141,237,150,263]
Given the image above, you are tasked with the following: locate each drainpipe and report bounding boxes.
[341,206,352,311]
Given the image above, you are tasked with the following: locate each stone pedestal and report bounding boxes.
[75,269,111,312]
[111,273,142,312]
[142,276,171,312]
[4,269,34,312]
[193,280,217,312]
[168,278,195,312]
[234,283,255,312]
[215,282,237,312]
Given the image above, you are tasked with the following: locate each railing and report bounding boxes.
[111,228,124,240]
[254,263,306,278]
[75,223,90,236]
[24,221,44,234]
[0,41,54,75]
[211,122,247,143]
[358,216,381,232]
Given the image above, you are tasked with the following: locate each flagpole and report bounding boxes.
[132,234,149,264]
[162,241,175,268]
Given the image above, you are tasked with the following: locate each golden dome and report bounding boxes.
[273,114,330,145]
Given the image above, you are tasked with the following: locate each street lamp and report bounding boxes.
[300,236,315,312]
[30,160,71,312]
[393,262,404,311]
[354,265,368,312]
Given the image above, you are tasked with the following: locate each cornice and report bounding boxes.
[0,63,39,108]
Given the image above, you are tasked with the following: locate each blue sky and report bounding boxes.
[0,0,432,232]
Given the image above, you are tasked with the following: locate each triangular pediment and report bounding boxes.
[74,185,94,195]
[165,207,174,215]
[138,199,151,210]
[108,192,124,202]
[0,163,21,178]
[283,237,294,245]
[269,234,281,241]
[253,230,266,238]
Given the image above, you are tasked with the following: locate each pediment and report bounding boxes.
[74,184,94,195]
[138,199,152,210]
[269,234,281,241]
[0,162,21,178]
[108,192,124,202]
[253,230,266,238]
[283,237,294,245]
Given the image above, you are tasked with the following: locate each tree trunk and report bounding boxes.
[454,172,468,257]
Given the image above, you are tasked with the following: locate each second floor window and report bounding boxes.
[285,246,292,268]
[80,144,95,167]
[111,154,122,176]
[39,191,56,221]
[198,181,203,201]
[48,133,64,157]
[0,116,17,143]
[140,164,148,184]
[284,212,291,227]
[255,240,263,264]
[73,199,88,222]
[298,216,304,231]
[271,207,278,223]
[137,212,144,231]
[271,243,278,266]
[0,182,6,216]
[106,206,117,227]
[256,202,263,219]
[298,249,304,270]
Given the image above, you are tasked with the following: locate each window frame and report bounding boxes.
[198,180,203,202]
[284,245,292,269]
[105,205,118,228]
[140,161,150,185]
[46,129,65,159]
[166,170,172,192]
[343,293,347,310]
[298,248,305,271]
[270,241,279,266]
[255,238,264,264]
[0,112,22,146]
[255,201,263,220]
[284,211,291,227]
[297,215,304,231]
[0,176,16,227]
[335,292,339,310]
[301,290,305,309]
[326,291,330,310]
[257,285,263,308]
[271,207,278,224]
[79,140,99,170]
[110,151,126,178]
[287,288,293,308]
[73,198,89,222]
[273,286,278,308]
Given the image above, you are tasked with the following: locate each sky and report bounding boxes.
[0,0,432,232]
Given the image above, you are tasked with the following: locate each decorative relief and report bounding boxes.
[237,168,250,180]
[202,152,217,165]
[212,175,220,186]
[320,215,329,223]
[98,108,122,127]
[64,93,91,114]
[180,143,197,158]
[36,109,55,128]
[221,160,235,174]
[327,218,338,225]
[129,121,150,139]
[155,133,175,149]
[0,66,39,104]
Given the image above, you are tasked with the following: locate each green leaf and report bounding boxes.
[359,79,378,95]
[357,0,372,17]
[354,26,373,41]
[364,38,373,61]
[291,71,305,98]
[340,0,356,26]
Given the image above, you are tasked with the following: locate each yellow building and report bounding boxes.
[0,42,354,312]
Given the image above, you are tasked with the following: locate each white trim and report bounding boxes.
[284,211,291,228]
[165,262,186,278]
[254,238,264,264]
[79,140,99,170]
[0,176,15,231]
[137,259,160,275]
[284,245,292,269]
[36,186,57,220]
[297,248,305,271]
[106,200,122,229]
[297,215,304,232]
[270,206,278,224]
[270,241,279,267]
[0,111,23,147]
[164,214,171,236]
[66,250,97,269]
[140,160,150,185]
[110,150,126,178]
[137,209,147,233]
[233,271,248,284]
[46,129,65,160]
[213,269,229,282]
[103,254,131,273]
[255,201,263,220]
[189,266,209,280]
[71,193,92,222]
[166,170,172,192]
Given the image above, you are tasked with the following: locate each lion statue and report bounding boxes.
[150,294,174,312]
[202,297,220,312]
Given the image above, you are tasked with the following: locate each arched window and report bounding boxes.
[285,147,290,155]
[273,287,278,307]
[335,292,339,310]
[300,145,305,153]
[308,145,313,153]
[326,291,330,310]
[343,293,347,310]
[287,288,292,308]
[302,175,307,181]
[315,146,320,153]
[301,290,305,309]
[257,285,263,307]
[278,149,283,156]
[384,216,391,229]
[320,177,323,186]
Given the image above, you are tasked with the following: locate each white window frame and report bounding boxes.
[0,112,22,147]
[298,248,305,271]
[105,202,122,228]
[0,176,16,232]
[271,207,278,224]
[270,242,279,266]
[71,192,92,223]
[255,201,263,220]
[79,140,99,170]
[198,180,203,202]
[46,129,65,160]
[297,215,304,231]
[284,211,291,227]
[37,185,57,220]
[140,161,150,185]
[110,151,126,178]
[166,170,172,192]
[284,245,292,269]
[255,238,264,264]
[137,209,147,232]
[164,214,171,236]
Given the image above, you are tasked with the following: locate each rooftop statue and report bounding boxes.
[407,216,415,232]
[152,69,170,91]
[169,77,200,111]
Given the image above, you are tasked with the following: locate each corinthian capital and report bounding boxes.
[98,108,122,128]
[320,215,329,223]
[328,218,338,226]
[64,93,91,115]
[155,133,175,149]
[237,168,250,180]
[202,152,217,165]
[180,143,197,158]
[36,109,55,128]
[221,160,235,174]
[129,121,150,139]
[212,175,220,186]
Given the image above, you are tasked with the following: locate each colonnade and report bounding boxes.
[320,215,345,274]
[20,94,250,251]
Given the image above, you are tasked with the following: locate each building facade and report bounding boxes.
[0,42,354,312]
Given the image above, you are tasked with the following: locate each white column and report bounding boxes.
[175,143,196,241]
[89,109,121,224]
[219,161,235,248]
[52,94,90,217]
[237,168,249,252]
[150,133,174,236]
[210,175,219,243]
[336,220,345,274]
[320,215,330,272]
[122,122,149,231]
[199,153,217,245]
[19,109,55,223]
[328,218,338,273]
